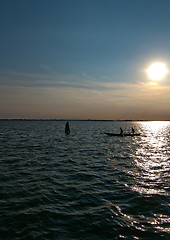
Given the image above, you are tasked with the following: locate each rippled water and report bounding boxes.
[0,120,169,239]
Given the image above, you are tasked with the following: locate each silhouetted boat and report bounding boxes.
[104,133,140,137]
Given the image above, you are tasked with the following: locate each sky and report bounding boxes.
[0,0,170,120]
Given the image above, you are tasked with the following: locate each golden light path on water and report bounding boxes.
[133,121,169,195]
[130,121,170,234]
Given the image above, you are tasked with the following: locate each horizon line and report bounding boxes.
[0,119,170,122]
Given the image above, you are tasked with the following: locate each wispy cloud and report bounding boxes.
[0,70,170,119]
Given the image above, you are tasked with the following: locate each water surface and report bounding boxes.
[0,120,169,239]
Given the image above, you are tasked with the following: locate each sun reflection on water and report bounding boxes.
[132,121,170,196]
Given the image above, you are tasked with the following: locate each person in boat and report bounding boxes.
[120,127,123,135]
[65,121,70,134]
[131,127,135,135]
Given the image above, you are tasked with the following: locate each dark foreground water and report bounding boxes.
[0,120,169,240]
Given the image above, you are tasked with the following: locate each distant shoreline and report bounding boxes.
[0,119,169,122]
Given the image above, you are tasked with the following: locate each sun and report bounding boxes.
[147,62,167,80]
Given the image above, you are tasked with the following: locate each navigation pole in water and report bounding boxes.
[65,121,70,134]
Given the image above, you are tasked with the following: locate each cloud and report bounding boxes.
[0,70,170,119]
[40,64,51,70]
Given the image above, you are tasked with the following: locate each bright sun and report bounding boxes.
[147,62,167,80]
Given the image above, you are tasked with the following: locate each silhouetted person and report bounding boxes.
[120,127,123,135]
[65,121,70,134]
[132,127,135,135]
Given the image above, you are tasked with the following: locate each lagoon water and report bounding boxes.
[0,120,170,240]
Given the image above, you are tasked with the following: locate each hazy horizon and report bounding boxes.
[0,118,170,122]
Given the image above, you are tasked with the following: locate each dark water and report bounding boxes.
[0,120,169,240]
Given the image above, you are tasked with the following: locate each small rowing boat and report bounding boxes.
[104,133,140,137]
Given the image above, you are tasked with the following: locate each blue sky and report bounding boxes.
[1,0,170,120]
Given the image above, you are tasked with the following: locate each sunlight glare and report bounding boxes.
[147,62,167,80]
[141,121,169,134]
[131,121,170,196]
